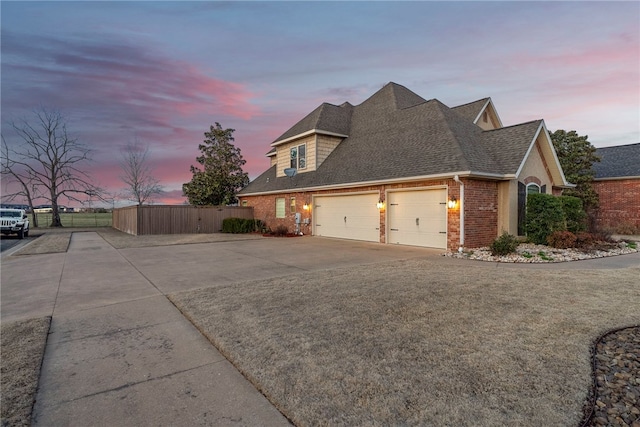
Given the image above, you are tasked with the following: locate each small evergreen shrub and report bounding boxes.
[547,231,577,249]
[560,196,587,233]
[490,232,519,256]
[222,218,262,233]
[273,225,289,236]
[525,193,566,244]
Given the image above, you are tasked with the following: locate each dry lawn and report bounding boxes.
[1,317,51,426]
[169,258,640,427]
[11,232,71,256]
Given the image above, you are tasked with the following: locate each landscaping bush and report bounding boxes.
[560,196,587,233]
[613,222,640,235]
[547,231,577,249]
[273,225,288,237]
[575,232,595,248]
[525,193,566,245]
[222,218,263,233]
[490,232,519,256]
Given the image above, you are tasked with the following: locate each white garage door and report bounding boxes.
[387,189,447,248]
[314,194,380,242]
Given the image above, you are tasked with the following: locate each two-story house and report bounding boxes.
[239,82,571,251]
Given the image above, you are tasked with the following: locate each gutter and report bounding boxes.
[454,175,464,252]
[240,171,513,197]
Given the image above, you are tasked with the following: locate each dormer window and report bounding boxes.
[290,144,306,170]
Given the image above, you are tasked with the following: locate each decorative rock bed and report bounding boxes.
[584,326,640,427]
[444,242,638,263]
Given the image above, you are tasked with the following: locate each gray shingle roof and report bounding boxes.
[272,102,353,144]
[593,143,640,178]
[241,83,539,194]
[452,98,489,123]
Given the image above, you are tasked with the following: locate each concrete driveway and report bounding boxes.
[1,232,440,426]
[3,231,638,426]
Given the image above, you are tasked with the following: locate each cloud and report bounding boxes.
[2,31,260,132]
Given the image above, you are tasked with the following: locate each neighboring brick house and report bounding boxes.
[592,143,640,233]
[239,83,571,251]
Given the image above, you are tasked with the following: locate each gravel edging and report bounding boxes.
[582,326,640,427]
[445,242,638,263]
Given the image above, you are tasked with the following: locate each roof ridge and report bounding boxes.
[452,97,490,109]
[431,100,472,171]
[482,119,542,133]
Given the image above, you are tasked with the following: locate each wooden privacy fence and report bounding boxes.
[112,205,254,235]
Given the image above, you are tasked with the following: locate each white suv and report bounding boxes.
[0,209,30,239]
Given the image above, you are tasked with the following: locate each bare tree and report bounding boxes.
[119,139,163,205]
[4,109,101,227]
[1,135,42,227]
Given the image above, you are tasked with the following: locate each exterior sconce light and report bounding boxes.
[377,199,385,210]
[303,203,309,210]
[448,196,457,209]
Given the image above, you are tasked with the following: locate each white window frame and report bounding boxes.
[290,143,306,170]
[526,183,541,195]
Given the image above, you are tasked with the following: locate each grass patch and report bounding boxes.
[1,317,51,426]
[169,260,640,426]
[29,212,112,228]
[12,232,71,255]
[537,251,553,261]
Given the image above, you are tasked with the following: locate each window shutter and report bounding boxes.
[517,181,526,236]
[541,184,547,194]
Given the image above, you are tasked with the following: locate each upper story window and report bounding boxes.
[290,144,306,170]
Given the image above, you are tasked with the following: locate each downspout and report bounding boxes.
[454,175,464,252]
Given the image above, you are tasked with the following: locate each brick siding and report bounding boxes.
[593,178,640,232]
[241,178,501,251]
[462,180,498,248]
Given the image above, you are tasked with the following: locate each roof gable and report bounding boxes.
[593,143,640,178]
[271,102,353,145]
[453,98,503,129]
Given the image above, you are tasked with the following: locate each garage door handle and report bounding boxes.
[416,218,419,226]
[344,216,347,223]
[439,231,447,234]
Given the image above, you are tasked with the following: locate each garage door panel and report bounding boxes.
[388,189,447,249]
[314,194,379,242]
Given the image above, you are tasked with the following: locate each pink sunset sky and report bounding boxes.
[2,1,638,207]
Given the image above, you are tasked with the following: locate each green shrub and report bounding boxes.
[560,196,587,233]
[525,193,566,244]
[222,218,262,233]
[547,231,577,249]
[490,232,519,256]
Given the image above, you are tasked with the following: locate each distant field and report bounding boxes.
[29,212,112,228]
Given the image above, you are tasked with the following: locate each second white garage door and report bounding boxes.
[387,189,447,248]
[314,194,380,242]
